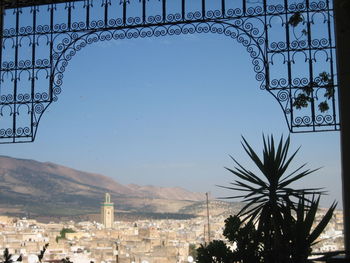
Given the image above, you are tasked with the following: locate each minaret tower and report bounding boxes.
[101,193,114,228]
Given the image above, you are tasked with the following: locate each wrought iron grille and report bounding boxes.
[0,0,339,143]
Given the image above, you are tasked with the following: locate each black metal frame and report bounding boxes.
[0,0,339,143]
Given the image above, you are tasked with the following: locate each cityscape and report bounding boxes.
[1,0,350,262]
[0,193,345,263]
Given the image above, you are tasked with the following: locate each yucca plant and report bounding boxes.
[281,196,337,263]
[220,135,334,263]
[222,135,323,222]
[197,136,336,263]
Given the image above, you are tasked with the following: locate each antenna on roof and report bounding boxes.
[206,192,211,243]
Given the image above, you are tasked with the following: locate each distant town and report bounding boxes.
[0,193,345,263]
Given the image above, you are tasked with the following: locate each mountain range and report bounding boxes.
[0,155,218,220]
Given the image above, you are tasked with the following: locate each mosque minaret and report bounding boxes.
[101,193,114,228]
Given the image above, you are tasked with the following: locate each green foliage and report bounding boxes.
[289,12,303,27]
[292,71,335,113]
[60,228,75,236]
[196,241,233,263]
[189,244,198,260]
[222,135,322,223]
[223,216,262,263]
[281,197,337,263]
[324,86,335,100]
[196,216,262,263]
[319,72,330,83]
[293,93,313,109]
[198,135,336,263]
[56,228,75,242]
[320,72,335,102]
[301,85,314,96]
[318,101,330,112]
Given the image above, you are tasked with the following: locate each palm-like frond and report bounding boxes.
[308,201,337,245]
[3,248,13,263]
[225,135,324,222]
[280,195,337,262]
[218,135,336,263]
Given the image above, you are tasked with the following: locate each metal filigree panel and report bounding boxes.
[0,0,339,143]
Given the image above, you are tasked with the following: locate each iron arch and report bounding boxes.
[52,21,267,97]
[0,0,339,143]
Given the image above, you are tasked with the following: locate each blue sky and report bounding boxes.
[0,32,341,207]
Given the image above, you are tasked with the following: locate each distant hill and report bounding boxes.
[127,184,204,201]
[0,155,231,219]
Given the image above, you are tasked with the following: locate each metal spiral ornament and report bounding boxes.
[0,0,340,143]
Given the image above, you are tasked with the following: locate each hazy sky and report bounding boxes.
[0,31,341,207]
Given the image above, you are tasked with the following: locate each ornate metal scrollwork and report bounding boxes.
[0,0,339,143]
